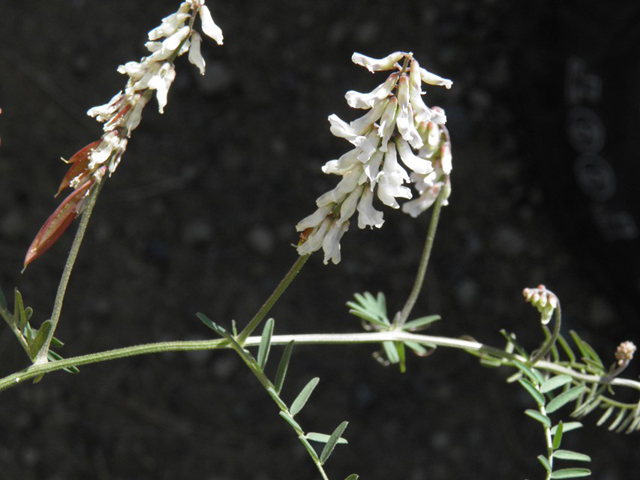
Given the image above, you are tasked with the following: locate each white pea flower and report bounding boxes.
[296,51,453,264]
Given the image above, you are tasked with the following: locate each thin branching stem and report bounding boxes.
[35,180,105,364]
[4,330,640,394]
[237,254,310,344]
[530,301,562,365]
[395,186,446,329]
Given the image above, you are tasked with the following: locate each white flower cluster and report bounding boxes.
[296,52,453,264]
[85,0,223,175]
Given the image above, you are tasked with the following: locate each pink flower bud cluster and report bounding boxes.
[296,52,453,265]
[523,285,559,325]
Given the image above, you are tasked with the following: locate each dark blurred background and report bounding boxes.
[1,0,639,479]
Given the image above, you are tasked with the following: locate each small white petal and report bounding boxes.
[382,142,410,184]
[363,150,384,185]
[322,149,360,175]
[148,12,190,41]
[396,103,423,149]
[199,5,224,45]
[419,67,453,89]
[377,175,411,209]
[345,73,399,109]
[395,137,433,175]
[322,221,348,265]
[349,97,388,134]
[402,185,441,217]
[148,64,176,113]
[409,59,432,123]
[357,187,385,229]
[316,168,361,207]
[351,52,406,73]
[296,205,332,231]
[430,106,447,125]
[440,143,453,174]
[377,97,398,151]
[188,31,206,75]
[338,185,364,225]
[328,114,360,142]
[354,131,380,163]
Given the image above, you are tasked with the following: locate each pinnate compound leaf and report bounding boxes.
[540,375,573,393]
[257,318,274,371]
[306,432,348,445]
[546,385,586,414]
[518,378,545,406]
[549,467,591,478]
[29,320,52,360]
[290,377,319,417]
[402,315,441,331]
[275,341,295,395]
[554,450,591,462]
[525,409,551,428]
[552,421,564,450]
[320,421,349,464]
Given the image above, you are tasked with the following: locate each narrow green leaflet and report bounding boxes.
[29,320,52,360]
[290,377,320,417]
[546,385,586,414]
[275,341,295,395]
[47,350,80,374]
[347,292,390,328]
[402,315,441,331]
[345,474,359,480]
[553,450,591,462]
[0,286,7,310]
[518,378,545,406]
[257,318,274,371]
[500,330,529,360]
[306,432,348,445]
[551,422,582,434]
[14,289,26,331]
[279,411,303,433]
[320,421,349,464]
[608,408,627,431]
[382,341,400,364]
[552,421,564,450]
[513,360,544,386]
[549,467,591,478]
[596,406,614,427]
[196,312,223,335]
[538,455,552,473]
[557,333,576,364]
[525,409,551,428]
[540,375,573,394]
[397,342,406,373]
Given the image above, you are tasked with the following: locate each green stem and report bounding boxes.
[4,330,639,395]
[237,254,309,344]
[395,187,446,329]
[35,180,105,364]
[530,301,562,365]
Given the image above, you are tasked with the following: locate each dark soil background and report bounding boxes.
[1,1,639,479]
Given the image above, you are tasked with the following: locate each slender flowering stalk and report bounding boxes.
[296,52,453,264]
[24,0,224,268]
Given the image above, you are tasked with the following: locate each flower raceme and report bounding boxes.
[24,0,223,269]
[296,52,453,265]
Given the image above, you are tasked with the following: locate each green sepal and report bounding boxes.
[546,385,586,414]
[257,318,274,371]
[275,341,295,395]
[320,421,348,464]
[290,377,319,417]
